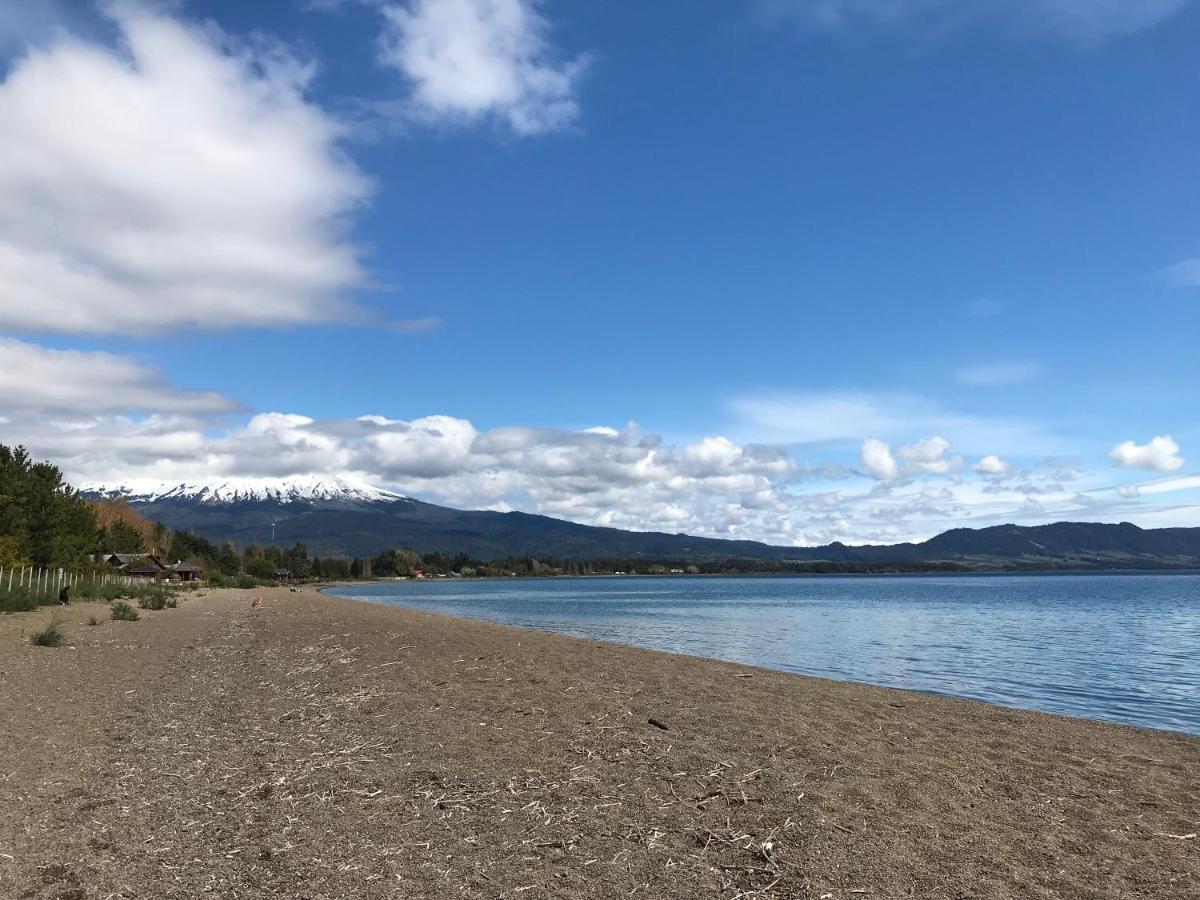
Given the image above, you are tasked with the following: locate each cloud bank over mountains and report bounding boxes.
[0,332,1191,546]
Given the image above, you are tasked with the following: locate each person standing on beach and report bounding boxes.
[58,585,70,605]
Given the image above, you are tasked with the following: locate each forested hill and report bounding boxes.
[86,477,1200,569]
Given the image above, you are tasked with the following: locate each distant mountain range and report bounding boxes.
[83,477,1200,569]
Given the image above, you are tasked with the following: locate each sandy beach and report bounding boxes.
[1,586,1196,899]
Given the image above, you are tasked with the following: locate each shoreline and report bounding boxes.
[324,578,1200,738]
[2,587,1196,898]
[327,567,1200,585]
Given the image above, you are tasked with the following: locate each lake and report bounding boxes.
[326,573,1200,735]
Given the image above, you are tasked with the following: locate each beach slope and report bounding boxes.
[1,587,1196,899]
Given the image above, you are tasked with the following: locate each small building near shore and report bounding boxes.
[102,553,167,581]
[272,568,290,583]
[166,561,204,582]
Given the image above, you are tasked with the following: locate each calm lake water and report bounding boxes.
[327,574,1200,735]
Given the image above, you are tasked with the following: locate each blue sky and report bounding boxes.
[0,0,1197,545]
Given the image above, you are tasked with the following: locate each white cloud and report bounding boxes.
[1128,474,1200,496]
[2,398,1184,545]
[1109,435,1184,472]
[860,438,898,480]
[365,414,480,478]
[859,435,966,480]
[974,454,1011,476]
[377,0,586,135]
[0,343,1184,545]
[765,0,1188,45]
[956,361,1044,387]
[897,435,960,474]
[0,337,235,414]
[0,4,370,336]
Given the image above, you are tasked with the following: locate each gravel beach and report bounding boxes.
[1,586,1196,899]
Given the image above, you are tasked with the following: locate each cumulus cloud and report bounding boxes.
[859,435,965,480]
[859,438,898,480]
[1109,436,1184,472]
[0,338,235,414]
[897,435,960,475]
[974,454,1011,476]
[365,415,480,478]
[377,0,587,135]
[0,3,370,336]
[765,0,1188,45]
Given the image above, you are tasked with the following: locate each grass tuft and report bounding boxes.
[30,619,66,647]
[111,601,139,622]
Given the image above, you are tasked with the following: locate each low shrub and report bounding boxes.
[0,588,39,614]
[30,619,66,647]
[86,615,101,626]
[111,601,139,621]
[139,592,167,610]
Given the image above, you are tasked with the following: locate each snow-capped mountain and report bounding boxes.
[82,475,408,506]
[76,475,1200,564]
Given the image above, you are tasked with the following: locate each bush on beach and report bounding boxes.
[30,619,66,647]
[110,602,139,622]
[137,586,177,610]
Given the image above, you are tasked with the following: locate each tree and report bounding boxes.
[103,520,147,553]
[217,541,241,576]
[244,556,274,579]
[285,542,311,580]
[0,443,97,568]
[169,531,219,564]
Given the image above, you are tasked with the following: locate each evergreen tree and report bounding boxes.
[0,443,97,568]
[103,520,147,553]
[217,541,241,575]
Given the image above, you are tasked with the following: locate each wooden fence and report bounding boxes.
[0,566,138,596]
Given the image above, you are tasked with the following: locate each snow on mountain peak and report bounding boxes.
[82,475,408,505]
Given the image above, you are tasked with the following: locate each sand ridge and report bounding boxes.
[0,586,1196,898]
